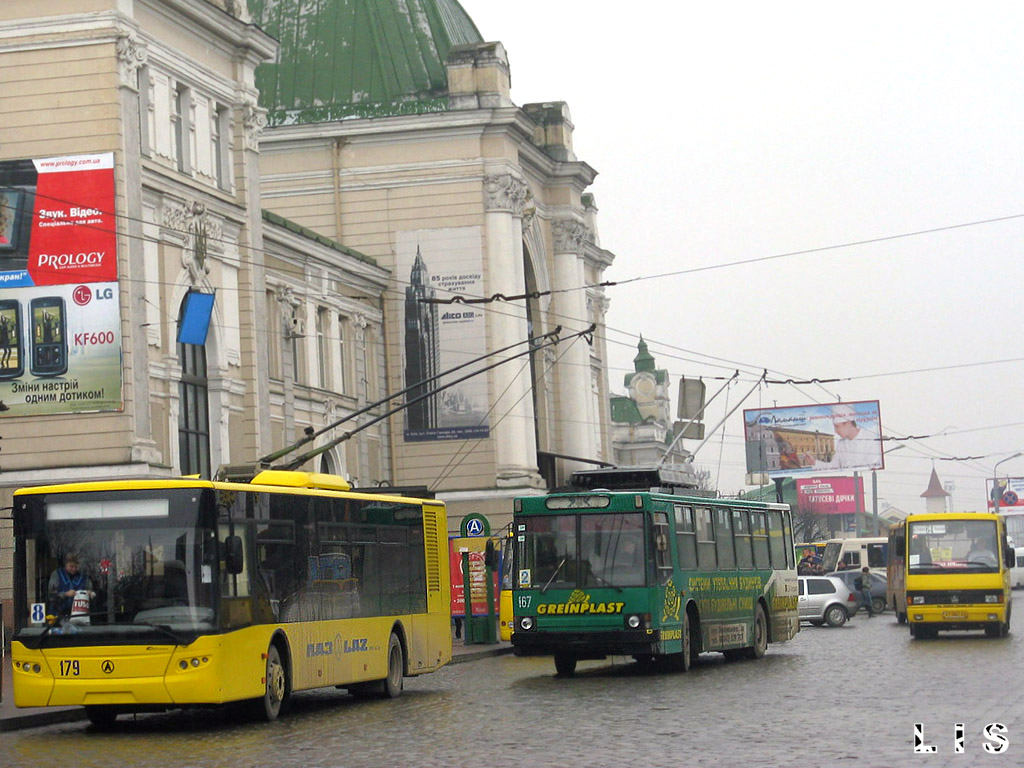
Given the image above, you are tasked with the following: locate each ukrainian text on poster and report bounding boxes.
[397,227,489,442]
[0,153,123,416]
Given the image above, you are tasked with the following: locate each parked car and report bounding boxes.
[798,575,860,627]
[827,569,887,615]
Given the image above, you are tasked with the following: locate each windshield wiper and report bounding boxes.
[134,620,191,647]
[26,621,58,650]
[541,558,567,594]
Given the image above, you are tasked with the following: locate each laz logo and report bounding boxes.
[306,637,370,657]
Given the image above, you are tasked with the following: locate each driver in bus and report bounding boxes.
[966,537,998,567]
[48,553,95,617]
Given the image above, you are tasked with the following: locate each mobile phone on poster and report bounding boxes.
[30,296,68,377]
[0,298,24,379]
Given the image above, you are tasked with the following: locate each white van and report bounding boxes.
[821,537,888,574]
[1011,546,1024,589]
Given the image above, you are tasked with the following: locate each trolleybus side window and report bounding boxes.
[752,510,770,569]
[733,509,753,570]
[767,510,788,568]
[713,507,736,569]
[695,507,716,570]
[782,511,795,569]
[674,505,697,569]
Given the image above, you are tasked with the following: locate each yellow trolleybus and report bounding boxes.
[10,470,451,725]
[887,512,1012,639]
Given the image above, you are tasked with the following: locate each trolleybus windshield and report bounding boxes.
[517,512,647,590]
[16,488,218,645]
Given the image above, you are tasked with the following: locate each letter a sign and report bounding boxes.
[460,513,490,537]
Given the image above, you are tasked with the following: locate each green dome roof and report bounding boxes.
[249,0,483,125]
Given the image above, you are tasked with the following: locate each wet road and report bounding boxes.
[5,614,1024,767]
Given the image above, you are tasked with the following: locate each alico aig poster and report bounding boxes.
[397,227,490,442]
[0,153,123,415]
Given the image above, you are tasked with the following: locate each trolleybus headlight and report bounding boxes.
[519,616,534,631]
[627,615,641,629]
[912,595,925,605]
[984,594,1001,603]
[179,660,189,670]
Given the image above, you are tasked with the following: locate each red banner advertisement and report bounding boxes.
[449,537,499,617]
[796,476,866,515]
[28,154,117,286]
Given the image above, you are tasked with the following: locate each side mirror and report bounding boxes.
[224,535,244,575]
[1006,546,1016,569]
[484,539,497,570]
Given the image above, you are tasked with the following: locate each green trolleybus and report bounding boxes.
[10,470,451,725]
[510,486,799,675]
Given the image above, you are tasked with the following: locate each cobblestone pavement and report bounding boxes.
[3,614,1022,767]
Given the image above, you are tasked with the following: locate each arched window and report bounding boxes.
[178,317,210,478]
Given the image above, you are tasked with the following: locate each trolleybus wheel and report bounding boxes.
[382,632,405,698]
[747,603,768,659]
[255,644,288,721]
[84,705,118,728]
[554,654,577,676]
[687,611,700,667]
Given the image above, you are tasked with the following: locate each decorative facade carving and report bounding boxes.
[242,100,267,151]
[164,201,223,286]
[116,32,147,89]
[551,217,593,253]
[484,173,531,215]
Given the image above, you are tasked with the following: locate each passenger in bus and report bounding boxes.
[48,553,94,617]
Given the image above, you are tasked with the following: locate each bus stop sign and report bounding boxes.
[460,513,490,537]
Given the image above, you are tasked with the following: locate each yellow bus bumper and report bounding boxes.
[908,604,1008,626]
[10,635,266,708]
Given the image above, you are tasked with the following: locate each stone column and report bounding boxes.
[484,173,542,487]
[117,32,160,465]
[551,217,596,474]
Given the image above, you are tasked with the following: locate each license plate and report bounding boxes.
[942,610,968,619]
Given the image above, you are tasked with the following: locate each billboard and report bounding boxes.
[0,153,123,416]
[398,227,490,442]
[796,476,866,515]
[987,477,1024,512]
[743,400,883,477]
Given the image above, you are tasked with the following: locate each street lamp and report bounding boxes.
[992,452,1024,515]
[872,444,905,536]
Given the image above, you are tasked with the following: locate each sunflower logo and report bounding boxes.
[568,589,589,604]
[662,579,682,622]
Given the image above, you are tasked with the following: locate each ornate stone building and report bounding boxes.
[0,0,389,635]
[251,0,617,524]
[0,0,617,634]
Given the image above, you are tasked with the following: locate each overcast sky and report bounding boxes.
[465,1,1024,516]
